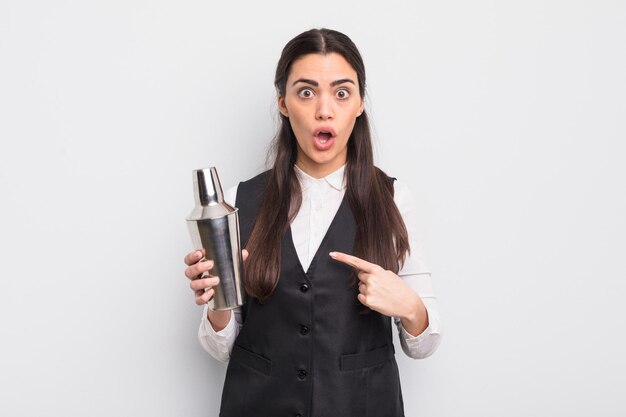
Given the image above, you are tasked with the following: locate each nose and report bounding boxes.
[315,94,334,120]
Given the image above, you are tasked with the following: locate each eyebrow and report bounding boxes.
[291,78,356,87]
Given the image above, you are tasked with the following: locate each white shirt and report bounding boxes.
[198,165,442,361]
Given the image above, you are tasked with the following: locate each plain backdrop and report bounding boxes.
[1,1,625,416]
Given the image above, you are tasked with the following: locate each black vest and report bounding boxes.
[219,171,404,417]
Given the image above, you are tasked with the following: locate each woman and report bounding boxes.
[184,28,441,417]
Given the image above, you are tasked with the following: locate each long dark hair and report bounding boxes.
[245,28,410,303]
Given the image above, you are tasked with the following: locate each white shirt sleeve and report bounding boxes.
[198,304,243,362]
[393,180,443,359]
[197,184,242,362]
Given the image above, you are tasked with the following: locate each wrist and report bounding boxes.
[207,309,232,332]
[400,295,428,336]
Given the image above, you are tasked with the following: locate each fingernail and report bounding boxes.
[329,252,337,258]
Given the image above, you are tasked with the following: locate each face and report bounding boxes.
[278,53,364,178]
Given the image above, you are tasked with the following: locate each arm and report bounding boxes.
[393,180,442,358]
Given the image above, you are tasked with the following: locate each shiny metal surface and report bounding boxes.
[186,167,245,310]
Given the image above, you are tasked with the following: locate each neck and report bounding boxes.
[295,159,347,179]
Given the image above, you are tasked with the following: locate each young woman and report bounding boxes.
[184,28,442,417]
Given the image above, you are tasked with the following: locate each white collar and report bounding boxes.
[294,164,346,192]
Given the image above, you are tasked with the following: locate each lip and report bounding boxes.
[313,127,337,137]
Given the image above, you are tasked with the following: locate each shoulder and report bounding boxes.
[391,179,416,213]
[223,170,270,207]
[374,166,396,186]
[373,167,412,203]
[373,166,416,214]
[239,170,271,188]
[229,170,271,207]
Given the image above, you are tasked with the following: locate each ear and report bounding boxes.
[277,94,289,118]
[357,99,364,117]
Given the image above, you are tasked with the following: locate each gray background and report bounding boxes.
[1,0,625,416]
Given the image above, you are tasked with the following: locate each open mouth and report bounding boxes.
[313,128,337,150]
[317,131,333,143]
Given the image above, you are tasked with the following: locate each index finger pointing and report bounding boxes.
[329,251,378,273]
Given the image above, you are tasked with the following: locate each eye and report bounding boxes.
[298,88,314,98]
[336,88,350,100]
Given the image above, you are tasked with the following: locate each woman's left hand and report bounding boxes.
[329,251,429,336]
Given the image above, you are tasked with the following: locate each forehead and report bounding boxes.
[287,53,358,84]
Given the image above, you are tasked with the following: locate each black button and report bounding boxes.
[297,369,307,380]
[300,325,309,335]
[295,414,302,417]
[299,283,309,293]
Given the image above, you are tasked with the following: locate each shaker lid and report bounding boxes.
[186,167,237,220]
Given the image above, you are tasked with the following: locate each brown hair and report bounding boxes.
[245,28,409,303]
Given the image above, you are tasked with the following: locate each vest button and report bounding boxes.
[297,369,307,380]
[295,414,302,417]
[299,283,309,293]
[300,325,309,335]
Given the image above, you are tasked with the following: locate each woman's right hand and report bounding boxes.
[184,249,248,332]
[184,249,220,305]
[183,249,249,305]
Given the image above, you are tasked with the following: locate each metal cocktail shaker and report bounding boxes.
[186,167,246,310]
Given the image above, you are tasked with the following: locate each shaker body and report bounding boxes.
[187,212,245,310]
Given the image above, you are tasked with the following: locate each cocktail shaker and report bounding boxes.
[186,167,246,310]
